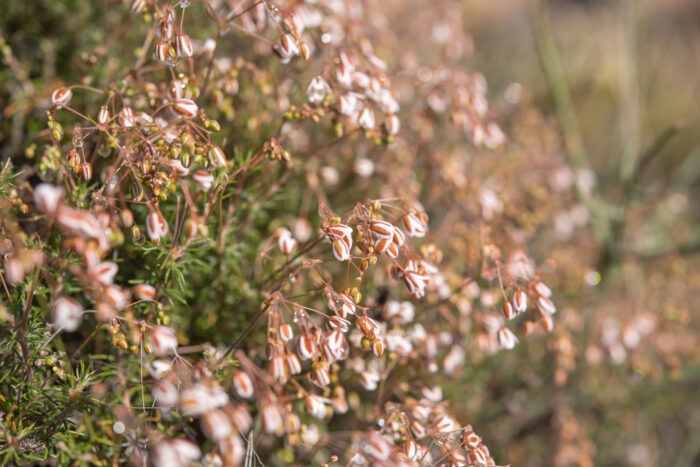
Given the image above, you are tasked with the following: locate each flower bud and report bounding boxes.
[332,238,351,261]
[146,209,169,243]
[77,162,93,181]
[155,41,170,64]
[207,145,227,168]
[172,98,198,118]
[513,289,528,313]
[502,301,516,320]
[98,105,110,125]
[175,33,193,58]
[51,87,72,108]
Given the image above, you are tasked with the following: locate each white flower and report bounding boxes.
[306,76,331,104]
[52,296,83,332]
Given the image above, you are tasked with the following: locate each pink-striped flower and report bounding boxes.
[88,262,118,286]
[201,409,231,441]
[52,296,83,332]
[103,285,128,311]
[277,229,297,255]
[297,332,317,360]
[119,106,135,127]
[152,438,201,467]
[534,281,552,297]
[357,316,381,338]
[286,353,302,375]
[261,397,283,434]
[513,289,528,313]
[270,354,288,382]
[502,301,516,320]
[536,295,556,315]
[207,145,227,168]
[233,371,254,399]
[306,76,331,104]
[146,210,169,243]
[322,330,345,362]
[279,322,294,342]
[230,405,253,433]
[385,114,401,136]
[326,223,353,241]
[219,435,245,465]
[305,394,328,419]
[175,34,193,57]
[337,293,356,318]
[130,0,145,14]
[337,93,358,116]
[152,380,178,408]
[402,213,427,237]
[358,107,375,130]
[313,364,331,387]
[191,170,214,191]
[34,184,64,215]
[150,326,178,356]
[370,219,394,239]
[155,41,170,64]
[332,238,351,261]
[97,105,110,124]
[497,326,518,350]
[403,270,430,298]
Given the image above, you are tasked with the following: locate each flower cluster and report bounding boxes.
[0,0,577,465]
